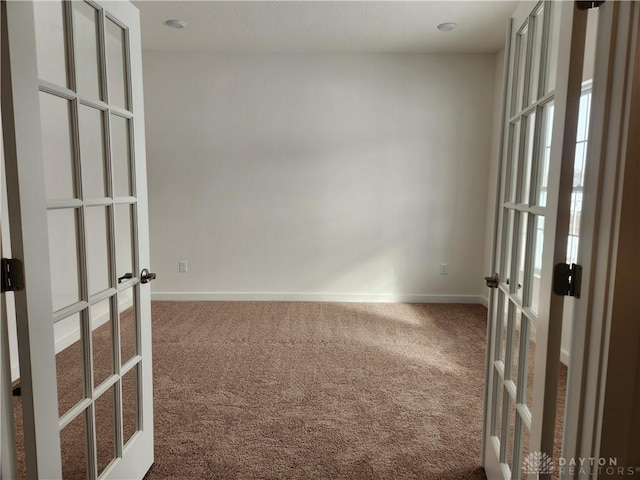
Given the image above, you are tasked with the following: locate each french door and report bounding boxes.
[483,2,586,480]
[2,1,154,478]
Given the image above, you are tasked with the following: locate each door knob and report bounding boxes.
[484,273,499,289]
[140,268,157,284]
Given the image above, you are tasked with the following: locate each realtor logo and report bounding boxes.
[523,451,554,475]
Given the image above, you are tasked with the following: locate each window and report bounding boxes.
[567,83,592,264]
[533,83,591,273]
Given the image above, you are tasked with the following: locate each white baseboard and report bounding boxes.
[151,292,487,304]
[479,296,489,308]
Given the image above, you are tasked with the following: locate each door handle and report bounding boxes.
[118,273,133,284]
[140,268,157,284]
[484,273,499,289]
[506,278,522,289]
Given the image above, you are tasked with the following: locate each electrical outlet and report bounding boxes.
[440,263,449,275]
[179,260,188,273]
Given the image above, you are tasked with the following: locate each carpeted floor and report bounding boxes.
[12,301,567,479]
[145,302,489,480]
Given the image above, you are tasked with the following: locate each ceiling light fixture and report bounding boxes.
[165,19,187,29]
[437,22,457,32]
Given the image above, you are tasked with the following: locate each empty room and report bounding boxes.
[1,1,639,480]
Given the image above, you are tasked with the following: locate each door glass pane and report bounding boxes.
[500,209,515,280]
[555,363,569,471]
[511,415,525,477]
[528,4,545,105]
[47,208,80,312]
[506,396,517,469]
[529,215,545,314]
[521,425,531,475]
[111,114,133,197]
[543,2,560,94]
[119,288,137,365]
[40,92,75,200]
[106,18,129,110]
[73,1,102,100]
[505,121,521,203]
[79,105,107,198]
[568,190,582,264]
[60,410,88,480]
[526,319,537,411]
[493,372,504,438]
[573,143,587,188]
[86,207,110,296]
[115,204,134,283]
[91,299,114,387]
[510,308,522,386]
[535,102,554,206]
[500,300,511,365]
[577,91,591,144]
[494,292,507,361]
[54,313,84,417]
[520,111,536,205]
[122,365,139,446]
[512,24,528,115]
[33,0,68,87]
[515,212,529,301]
[95,385,116,476]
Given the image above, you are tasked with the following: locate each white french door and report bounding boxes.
[1,1,154,478]
[483,1,587,480]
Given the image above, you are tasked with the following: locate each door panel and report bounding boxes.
[2,1,153,478]
[483,2,587,479]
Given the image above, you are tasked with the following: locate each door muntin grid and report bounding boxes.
[35,1,142,477]
[490,2,557,478]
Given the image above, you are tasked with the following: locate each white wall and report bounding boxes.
[143,52,497,303]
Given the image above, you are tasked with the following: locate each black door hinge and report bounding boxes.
[553,263,582,298]
[1,258,25,293]
[577,1,604,11]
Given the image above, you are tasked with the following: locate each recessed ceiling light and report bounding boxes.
[165,19,187,29]
[437,22,458,32]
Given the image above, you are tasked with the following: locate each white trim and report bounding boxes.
[151,292,487,305]
[560,348,570,367]
[2,1,64,474]
[562,2,640,472]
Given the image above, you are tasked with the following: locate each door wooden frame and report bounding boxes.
[1,2,62,475]
[1,1,154,478]
[562,2,640,475]
[482,2,588,479]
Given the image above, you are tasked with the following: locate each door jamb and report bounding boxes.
[562,2,640,475]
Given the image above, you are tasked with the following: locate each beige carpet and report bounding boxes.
[12,301,566,479]
[146,301,488,479]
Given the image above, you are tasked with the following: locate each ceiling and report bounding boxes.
[134,1,516,54]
